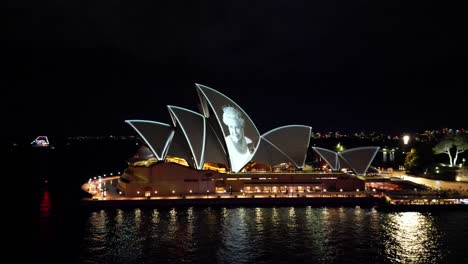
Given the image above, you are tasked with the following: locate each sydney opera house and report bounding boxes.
[118,84,379,197]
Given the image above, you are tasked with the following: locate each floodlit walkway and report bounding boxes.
[393,174,468,195]
[81,174,468,210]
[82,176,372,201]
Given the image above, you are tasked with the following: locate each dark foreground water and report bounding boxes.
[33,195,468,264]
[21,141,468,263]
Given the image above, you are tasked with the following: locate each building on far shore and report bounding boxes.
[103,84,380,198]
[31,136,50,148]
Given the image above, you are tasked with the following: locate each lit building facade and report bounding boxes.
[118,84,378,197]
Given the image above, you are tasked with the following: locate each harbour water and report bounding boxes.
[34,200,468,264]
[21,139,468,263]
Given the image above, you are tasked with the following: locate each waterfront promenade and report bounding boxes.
[80,175,468,210]
[390,171,468,195]
[81,175,383,207]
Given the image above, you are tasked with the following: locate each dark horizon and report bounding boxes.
[6,1,466,136]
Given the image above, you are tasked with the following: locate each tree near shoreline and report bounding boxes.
[433,134,468,167]
[404,148,419,173]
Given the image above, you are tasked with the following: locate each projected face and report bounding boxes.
[226,117,244,144]
[223,106,247,148]
[222,106,253,171]
[196,84,261,172]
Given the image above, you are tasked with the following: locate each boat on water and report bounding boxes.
[375,195,468,211]
[31,136,51,148]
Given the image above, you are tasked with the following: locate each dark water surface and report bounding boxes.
[34,200,468,264]
[20,141,468,263]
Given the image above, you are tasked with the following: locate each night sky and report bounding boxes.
[6,1,466,136]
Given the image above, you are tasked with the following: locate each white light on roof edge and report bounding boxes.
[261,125,312,169]
[338,147,380,175]
[196,84,261,172]
[125,120,172,161]
[167,105,207,170]
[312,147,339,171]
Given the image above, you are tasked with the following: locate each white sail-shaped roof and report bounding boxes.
[251,138,294,167]
[338,147,380,175]
[125,84,381,174]
[168,106,206,169]
[125,120,174,161]
[166,128,195,168]
[262,125,311,169]
[203,123,229,165]
[338,154,351,170]
[196,87,210,118]
[196,83,261,172]
[312,147,340,171]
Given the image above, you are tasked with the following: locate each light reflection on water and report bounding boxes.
[383,212,444,264]
[76,207,468,264]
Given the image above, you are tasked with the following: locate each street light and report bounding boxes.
[336,143,345,152]
[401,135,411,170]
[402,135,410,145]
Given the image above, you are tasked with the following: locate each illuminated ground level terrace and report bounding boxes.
[116,162,365,198]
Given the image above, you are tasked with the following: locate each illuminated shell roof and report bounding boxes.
[166,128,195,168]
[262,125,312,169]
[312,146,380,175]
[125,120,173,161]
[338,147,380,175]
[168,106,206,169]
[196,84,261,172]
[250,138,293,167]
[312,147,340,171]
[126,84,378,174]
